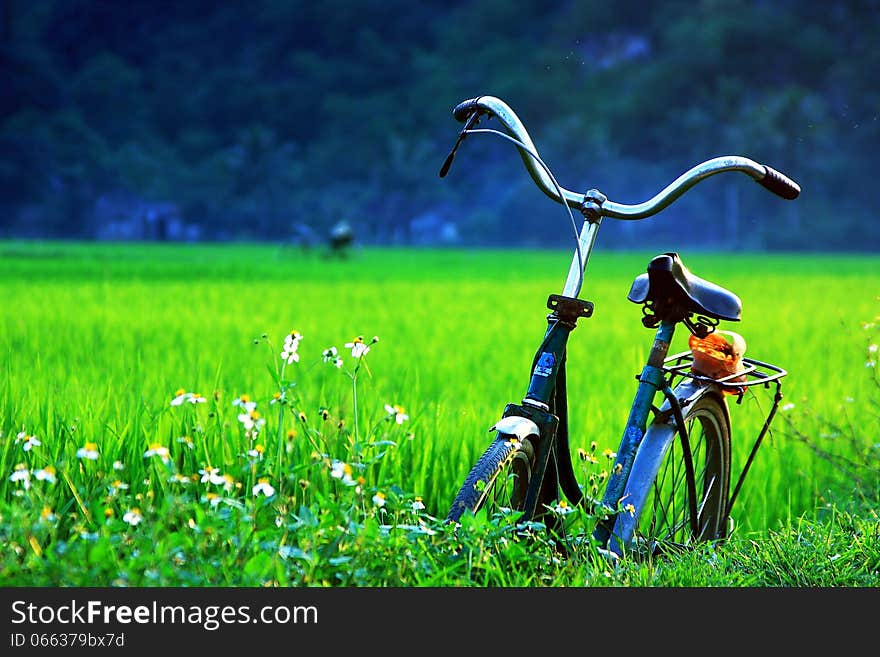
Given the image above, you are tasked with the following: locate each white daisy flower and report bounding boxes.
[202,492,223,507]
[108,479,129,495]
[281,331,303,364]
[384,404,410,424]
[330,459,356,486]
[552,500,575,515]
[238,410,266,434]
[122,508,143,526]
[344,336,370,358]
[9,464,30,489]
[252,477,275,497]
[143,443,171,463]
[17,433,41,452]
[34,466,57,484]
[170,389,191,406]
[76,442,99,460]
[199,465,226,485]
[322,346,344,368]
[232,394,257,413]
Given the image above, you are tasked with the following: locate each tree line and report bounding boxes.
[1,0,877,250]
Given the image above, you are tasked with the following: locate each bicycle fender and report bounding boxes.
[607,380,719,556]
[490,415,540,440]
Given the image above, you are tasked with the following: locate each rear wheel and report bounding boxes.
[616,394,731,557]
[446,435,538,523]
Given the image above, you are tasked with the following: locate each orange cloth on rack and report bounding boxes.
[689,330,747,386]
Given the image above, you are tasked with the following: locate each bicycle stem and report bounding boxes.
[561,217,601,298]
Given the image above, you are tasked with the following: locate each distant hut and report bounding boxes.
[328,221,354,257]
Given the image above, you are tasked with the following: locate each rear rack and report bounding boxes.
[662,351,788,393]
[662,350,788,526]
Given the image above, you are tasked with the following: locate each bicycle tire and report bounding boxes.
[609,392,731,557]
[446,434,538,523]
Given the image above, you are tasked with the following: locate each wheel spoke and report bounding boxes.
[696,474,717,536]
[634,396,729,552]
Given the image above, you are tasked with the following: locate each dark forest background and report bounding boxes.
[1,0,877,250]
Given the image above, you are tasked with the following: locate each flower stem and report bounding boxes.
[351,372,360,449]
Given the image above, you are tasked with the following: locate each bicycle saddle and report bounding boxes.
[627,252,742,322]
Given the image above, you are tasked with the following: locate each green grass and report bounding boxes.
[1,241,877,586]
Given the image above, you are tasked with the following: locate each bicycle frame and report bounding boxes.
[497,261,702,527]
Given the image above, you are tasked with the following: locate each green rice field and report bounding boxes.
[1,240,878,586]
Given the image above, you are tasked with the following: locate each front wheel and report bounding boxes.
[609,392,731,557]
[446,434,539,523]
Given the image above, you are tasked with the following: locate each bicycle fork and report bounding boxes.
[493,295,593,521]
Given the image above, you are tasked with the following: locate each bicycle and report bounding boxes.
[439,95,800,558]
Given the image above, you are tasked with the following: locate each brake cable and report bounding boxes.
[446,121,587,299]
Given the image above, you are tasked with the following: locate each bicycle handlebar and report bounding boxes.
[451,96,800,219]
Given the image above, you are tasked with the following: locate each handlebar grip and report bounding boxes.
[759,165,801,200]
[452,97,483,122]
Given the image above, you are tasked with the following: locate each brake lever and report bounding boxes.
[438,111,481,178]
